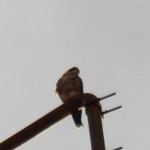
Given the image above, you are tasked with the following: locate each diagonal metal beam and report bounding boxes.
[0,93,116,150]
[0,97,83,150]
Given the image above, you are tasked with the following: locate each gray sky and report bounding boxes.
[0,0,150,149]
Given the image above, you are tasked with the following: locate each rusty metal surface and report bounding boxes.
[85,94,105,150]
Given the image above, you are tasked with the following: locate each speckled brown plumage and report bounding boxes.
[56,67,83,127]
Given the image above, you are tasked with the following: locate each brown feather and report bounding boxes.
[56,67,83,127]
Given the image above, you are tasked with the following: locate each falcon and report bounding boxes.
[56,67,83,128]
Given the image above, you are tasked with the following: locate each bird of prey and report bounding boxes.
[56,67,83,128]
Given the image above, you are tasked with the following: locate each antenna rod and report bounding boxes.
[113,147,123,150]
[103,106,122,115]
[85,92,116,106]
[98,93,116,101]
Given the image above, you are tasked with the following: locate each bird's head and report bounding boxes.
[68,67,80,75]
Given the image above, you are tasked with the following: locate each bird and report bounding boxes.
[56,67,83,128]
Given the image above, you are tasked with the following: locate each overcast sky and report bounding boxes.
[0,0,150,149]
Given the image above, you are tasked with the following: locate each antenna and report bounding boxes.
[84,93,122,150]
[0,93,122,150]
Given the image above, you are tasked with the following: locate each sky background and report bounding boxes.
[0,0,150,149]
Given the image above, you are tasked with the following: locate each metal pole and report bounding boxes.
[0,97,83,150]
[0,93,115,150]
[85,94,105,150]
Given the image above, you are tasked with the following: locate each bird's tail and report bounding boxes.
[71,110,83,128]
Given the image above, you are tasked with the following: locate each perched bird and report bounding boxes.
[56,67,83,128]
